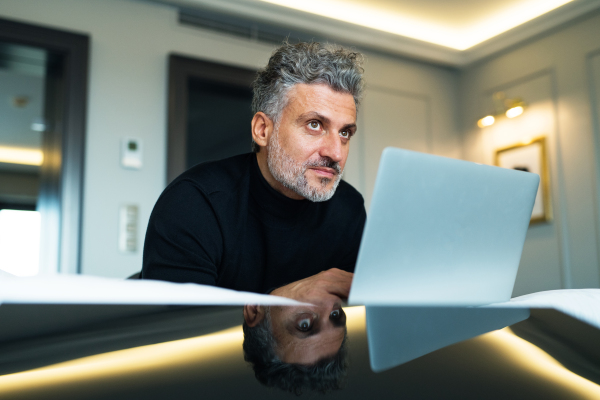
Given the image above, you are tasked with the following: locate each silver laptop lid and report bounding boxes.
[349,147,539,306]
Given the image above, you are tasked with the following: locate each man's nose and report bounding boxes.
[319,130,343,163]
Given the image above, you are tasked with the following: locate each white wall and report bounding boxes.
[460,12,600,295]
[0,0,460,278]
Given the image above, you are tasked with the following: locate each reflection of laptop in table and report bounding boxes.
[349,147,539,306]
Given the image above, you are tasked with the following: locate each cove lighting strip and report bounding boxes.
[259,0,574,50]
[0,146,43,166]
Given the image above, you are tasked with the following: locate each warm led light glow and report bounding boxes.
[259,0,574,50]
[0,146,43,166]
[0,210,41,277]
[345,305,366,332]
[479,328,600,397]
[0,326,244,394]
[477,115,495,128]
[506,106,524,118]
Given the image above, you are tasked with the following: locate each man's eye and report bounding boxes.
[297,318,312,331]
[308,121,321,131]
[340,130,350,138]
[330,309,341,320]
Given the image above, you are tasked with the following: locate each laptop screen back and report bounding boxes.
[349,147,539,306]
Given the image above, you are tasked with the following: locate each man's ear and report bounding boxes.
[251,112,273,149]
[243,305,266,327]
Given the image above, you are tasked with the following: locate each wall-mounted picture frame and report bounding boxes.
[495,137,552,224]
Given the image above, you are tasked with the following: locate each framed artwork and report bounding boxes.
[495,137,552,224]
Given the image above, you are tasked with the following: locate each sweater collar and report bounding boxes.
[250,154,311,220]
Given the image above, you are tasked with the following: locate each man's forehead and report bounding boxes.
[285,83,356,120]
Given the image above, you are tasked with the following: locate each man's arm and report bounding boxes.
[141,180,223,285]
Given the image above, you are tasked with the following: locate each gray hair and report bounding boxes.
[251,41,365,152]
[242,309,349,395]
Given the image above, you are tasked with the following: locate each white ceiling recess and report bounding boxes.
[152,0,600,67]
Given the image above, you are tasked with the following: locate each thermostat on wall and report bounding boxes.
[121,138,143,169]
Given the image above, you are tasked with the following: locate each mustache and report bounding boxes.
[304,157,342,175]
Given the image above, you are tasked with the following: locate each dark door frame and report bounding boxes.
[0,18,89,274]
[167,54,256,184]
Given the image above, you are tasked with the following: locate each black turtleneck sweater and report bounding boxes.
[141,153,366,294]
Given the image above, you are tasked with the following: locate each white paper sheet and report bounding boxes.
[0,274,302,306]
[484,288,600,330]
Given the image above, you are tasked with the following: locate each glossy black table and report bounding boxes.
[0,304,599,399]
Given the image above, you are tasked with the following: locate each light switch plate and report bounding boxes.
[119,204,138,253]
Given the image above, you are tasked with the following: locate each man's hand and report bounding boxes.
[270,268,353,306]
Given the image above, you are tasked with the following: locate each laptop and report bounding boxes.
[348,147,539,306]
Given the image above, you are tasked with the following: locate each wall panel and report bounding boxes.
[477,73,564,296]
[360,89,429,209]
[588,51,600,287]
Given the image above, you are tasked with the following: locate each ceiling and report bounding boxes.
[340,0,535,29]
[154,0,600,66]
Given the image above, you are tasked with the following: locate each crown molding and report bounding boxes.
[151,0,600,67]
[461,0,600,65]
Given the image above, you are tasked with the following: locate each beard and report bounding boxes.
[266,129,343,202]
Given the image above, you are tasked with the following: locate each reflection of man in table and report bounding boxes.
[243,268,352,394]
[141,41,366,294]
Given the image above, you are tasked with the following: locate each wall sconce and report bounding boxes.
[477,92,526,128]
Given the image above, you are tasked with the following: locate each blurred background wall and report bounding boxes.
[460,12,600,295]
[0,0,599,297]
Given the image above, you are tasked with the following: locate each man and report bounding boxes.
[141,41,367,293]
[142,41,365,393]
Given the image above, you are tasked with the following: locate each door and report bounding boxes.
[0,18,88,275]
